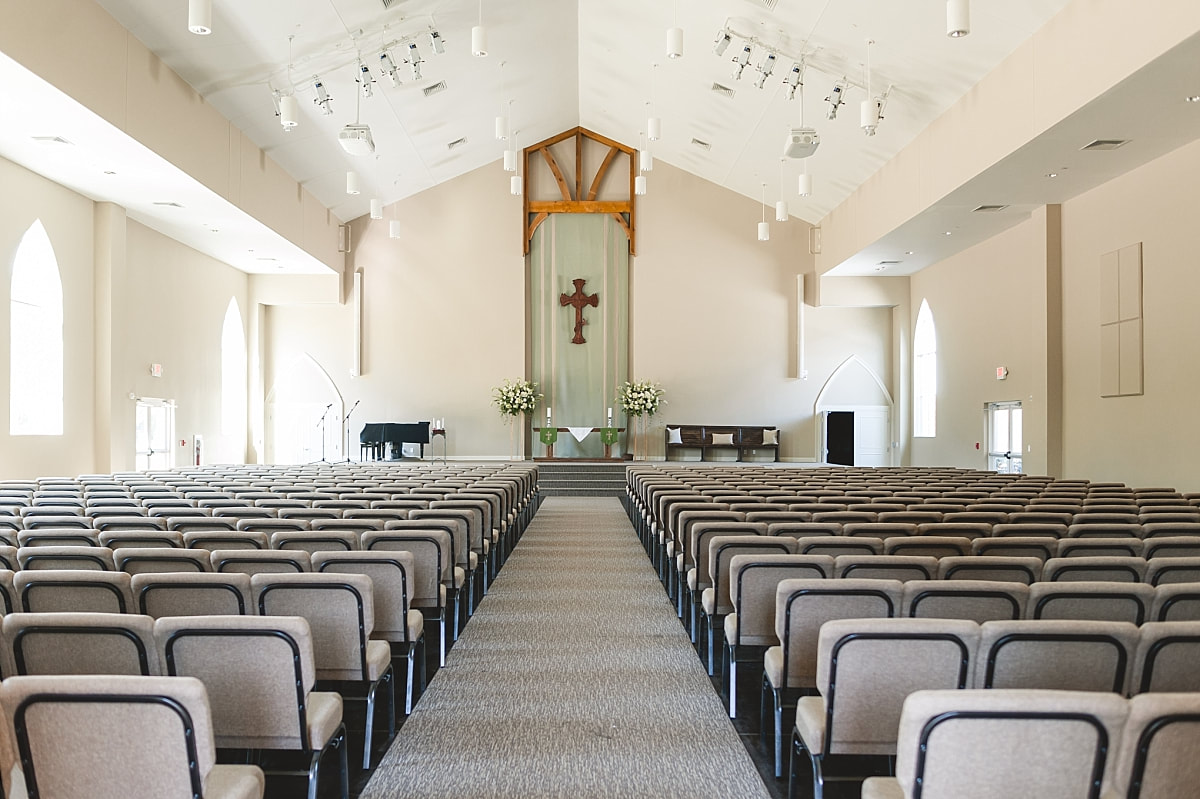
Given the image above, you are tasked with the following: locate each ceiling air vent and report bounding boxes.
[972,204,1010,213]
[711,82,736,99]
[152,201,184,208]
[690,138,712,151]
[31,136,72,145]
[423,81,447,97]
[744,0,780,10]
[1081,139,1129,151]
[875,260,902,271]
[446,137,468,151]
[379,0,402,8]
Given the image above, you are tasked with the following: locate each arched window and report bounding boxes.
[220,298,246,437]
[913,299,937,437]
[10,220,63,436]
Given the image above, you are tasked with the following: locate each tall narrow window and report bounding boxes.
[10,220,63,435]
[913,299,937,437]
[220,298,246,437]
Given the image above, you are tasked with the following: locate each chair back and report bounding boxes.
[313,551,416,644]
[4,612,158,676]
[1030,581,1155,625]
[16,570,133,613]
[903,580,1028,623]
[977,619,1138,693]
[132,572,253,618]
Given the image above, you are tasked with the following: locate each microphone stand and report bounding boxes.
[343,400,361,463]
[312,403,333,464]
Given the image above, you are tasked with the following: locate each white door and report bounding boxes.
[135,399,175,471]
[986,401,1023,474]
[853,407,890,467]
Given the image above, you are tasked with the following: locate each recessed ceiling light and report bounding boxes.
[1187,95,1200,103]
[905,251,914,255]
[945,231,952,236]
[103,170,117,176]
[1047,172,1058,178]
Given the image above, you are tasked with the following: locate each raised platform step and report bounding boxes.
[535,461,628,497]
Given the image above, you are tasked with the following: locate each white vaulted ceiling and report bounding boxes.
[88,0,1071,227]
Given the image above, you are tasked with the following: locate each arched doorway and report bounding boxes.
[265,354,343,464]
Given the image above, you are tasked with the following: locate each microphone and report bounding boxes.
[351,400,361,410]
[325,403,333,409]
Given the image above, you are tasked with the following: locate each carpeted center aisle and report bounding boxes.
[360,496,770,799]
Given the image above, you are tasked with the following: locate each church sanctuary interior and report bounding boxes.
[3,1,1200,798]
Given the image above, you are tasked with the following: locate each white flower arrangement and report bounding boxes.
[492,378,542,417]
[616,379,665,418]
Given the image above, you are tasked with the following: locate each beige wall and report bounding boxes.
[1059,137,1200,490]
[910,137,1200,491]
[909,220,1039,471]
[0,155,251,479]
[264,159,896,462]
[0,157,96,479]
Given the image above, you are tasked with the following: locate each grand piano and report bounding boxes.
[359,422,431,460]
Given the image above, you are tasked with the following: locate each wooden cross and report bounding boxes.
[559,278,599,344]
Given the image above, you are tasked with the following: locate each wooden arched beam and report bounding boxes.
[523,127,637,255]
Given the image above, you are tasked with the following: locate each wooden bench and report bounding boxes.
[664,424,780,462]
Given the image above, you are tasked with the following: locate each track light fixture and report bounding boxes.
[379,52,401,87]
[357,62,374,99]
[732,44,753,81]
[407,43,423,80]
[755,53,777,89]
[825,80,846,120]
[312,77,333,115]
[947,0,970,38]
[784,62,803,100]
[429,31,446,54]
[713,30,732,57]
[188,0,212,35]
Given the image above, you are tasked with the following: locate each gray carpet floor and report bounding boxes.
[360,496,771,799]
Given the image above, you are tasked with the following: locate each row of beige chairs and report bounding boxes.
[757,583,1200,777]
[0,565,423,722]
[860,688,1198,799]
[774,618,1200,798]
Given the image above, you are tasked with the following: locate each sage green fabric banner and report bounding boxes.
[529,214,629,458]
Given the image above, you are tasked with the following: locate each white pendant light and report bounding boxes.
[798,171,813,197]
[775,158,788,221]
[346,171,361,195]
[947,0,970,38]
[667,27,684,59]
[647,117,661,142]
[510,174,523,196]
[639,149,653,173]
[503,148,518,172]
[495,115,510,141]
[758,182,769,241]
[635,175,647,195]
[861,39,880,136]
[472,0,487,56]
[370,199,383,220]
[188,0,212,35]
[279,94,298,128]
[389,220,402,239]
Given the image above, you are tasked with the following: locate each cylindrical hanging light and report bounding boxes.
[635,175,647,195]
[370,199,383,220]
[279,94,298,128]
[510,174,523,196]
[647,117,661,141]
[798,172,813,197]
[776,200,789,222]
[860,98,881,134]
[471,26,488,57]
[758,182,769,241]
[494,115,510,141]
[666,27,684,59]
[503,148,518,172]
[346,171,361,195]
[389,220,402,239]
[188,0,212,35]
[947,0,970,38]
[639,150,653,173]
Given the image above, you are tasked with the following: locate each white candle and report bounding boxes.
[547,407,552,419]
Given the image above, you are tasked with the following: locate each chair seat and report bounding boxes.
[794,695,827,753]
[702,587,716,615]
[204,765,266,799]
[860,777,905,799]
[372,610,425,645]
[453,568,465,589]
[764,645,783,687]
[307,691,345,749]
[468,552,478,571]
[366,639,392,680]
